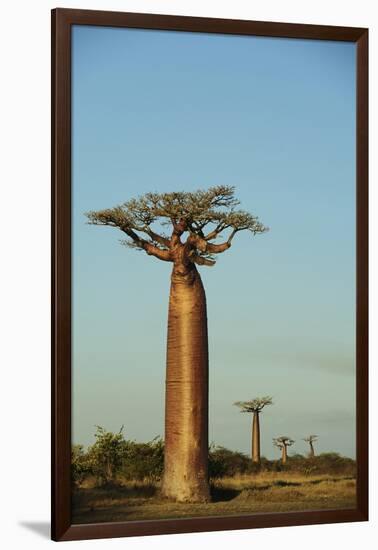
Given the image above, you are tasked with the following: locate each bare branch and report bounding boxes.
[121,228,171,261]
[192,255,216,267]
[144,228,171,248]
[187,233,230,255]
[87,209,173,262]
[143,243,172,262]
[204,222,229,241]
[206,241,231,254]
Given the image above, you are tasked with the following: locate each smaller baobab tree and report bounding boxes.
[303,435,318,458]
[273,436,295,465]
[234,397,273,464]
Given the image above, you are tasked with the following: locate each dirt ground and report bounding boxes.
[72,472,356,524]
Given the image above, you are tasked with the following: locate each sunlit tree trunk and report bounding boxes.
[252,412,261,463]
[162,265,210,502]
[282,445,288,464]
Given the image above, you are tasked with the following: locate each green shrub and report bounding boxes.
[278,452,356,476]
[71,429,356,485]
[87,426,128,486]
[209,445,251,477]
[71,444,92,486]
[121,437,164,481]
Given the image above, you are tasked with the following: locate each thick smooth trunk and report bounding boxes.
[162,267,210,502]
[282,445,287,464]
[252,412,260,463]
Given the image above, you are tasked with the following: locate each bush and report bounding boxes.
[71,429,356,485]
[121,437,164,481]
[209,445,250,477]
[87,426,128,486]
[71,444,92,486]
[311,453,356,475]
[278,452,356,476]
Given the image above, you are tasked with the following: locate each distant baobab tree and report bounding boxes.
[273,436,295,464]
[303,435,318,457]
[234,396,273,463]
[86,186,268,502]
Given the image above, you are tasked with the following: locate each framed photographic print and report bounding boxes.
[51,8,368,542]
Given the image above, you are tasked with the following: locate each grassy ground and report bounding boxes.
[72,472,356,524]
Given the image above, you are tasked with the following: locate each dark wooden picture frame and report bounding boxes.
[52,8,368,542]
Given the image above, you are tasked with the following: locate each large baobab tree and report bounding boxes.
[273,436,295,464]
[234,396,273,463]
[303,435,318,457]
[86,186,267,502]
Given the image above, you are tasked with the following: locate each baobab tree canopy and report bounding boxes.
[234,396,273,413]
[86,185,268,267]
[303,435,318,443]
[273,436,295,449]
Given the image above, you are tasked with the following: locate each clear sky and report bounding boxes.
[72,25,356,459]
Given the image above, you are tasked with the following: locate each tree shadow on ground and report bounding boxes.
[273,480,301,487]
[210,486,241,502]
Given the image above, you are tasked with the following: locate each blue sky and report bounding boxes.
[72,25,356,458]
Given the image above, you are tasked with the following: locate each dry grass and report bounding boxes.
[72,473,356,524]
